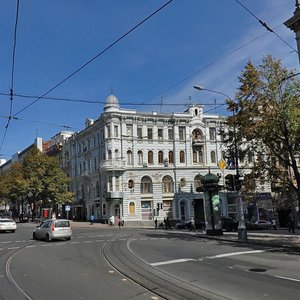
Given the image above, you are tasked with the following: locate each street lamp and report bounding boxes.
[193,85,248,241]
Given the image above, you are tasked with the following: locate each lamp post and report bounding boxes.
[193,85,248,241]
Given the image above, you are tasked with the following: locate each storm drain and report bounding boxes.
[248,268,266,273]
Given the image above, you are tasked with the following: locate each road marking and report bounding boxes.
[1,241,12,244]
[206,250,265,259]
[70,241,80,244]
[41,244,52,247]
[83,240,92,243]
[274,275,300,282]
[7,247,20,250]
[150,258,196,266]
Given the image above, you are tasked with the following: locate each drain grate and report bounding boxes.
[249,268,266,272]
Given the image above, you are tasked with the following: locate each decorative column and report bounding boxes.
[201,171,223,235]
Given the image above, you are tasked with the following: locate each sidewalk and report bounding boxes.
[69,221,300,251]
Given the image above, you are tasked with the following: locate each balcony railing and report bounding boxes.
[100,159,126,171]
[192,137,205,146]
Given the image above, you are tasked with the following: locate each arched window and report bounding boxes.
[168,151,174,164]
[108,149,112,160]
[162,176,174,193]
[210,150,216,163]
[129,202,136,215]
[138,150,143,165]
[141,176,153,194]
[148,151,153,164]
[115,149,119,159]
[127,150,133,165]
[179,150,185,163]
[158,151,164,164]
[128,179,134,189]
[194,175,203,192]
[192,128,203,140]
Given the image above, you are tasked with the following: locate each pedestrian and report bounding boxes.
[190,217,196,232]
[118,217,121,228]
[288,213,295,233]
[166,217,171,230]
[154,218,158,229]
[271,218,277,230]
[90,214,94,225]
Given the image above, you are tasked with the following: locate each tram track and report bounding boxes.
[102,238,229,300]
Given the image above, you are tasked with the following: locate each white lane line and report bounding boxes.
[70,241,80,244]
[1,241,12,244]
[206,250,265,259]
[274,275,300,282]
[83,240,92,243]
[25,245,36,248]
[41,244,52,247]
[7,247,20,250]
[150,258,196,266]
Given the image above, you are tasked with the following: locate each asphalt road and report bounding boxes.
[1,223,300,300]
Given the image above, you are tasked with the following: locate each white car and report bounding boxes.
[255,220,272,229]
[0,218,17,233]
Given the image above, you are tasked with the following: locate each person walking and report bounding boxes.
[90,214,94,225]
[154,218,158,229]
[271,218,277,230]
[190,217,196,232]
[288,213,295,233]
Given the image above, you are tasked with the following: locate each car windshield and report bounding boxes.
[0,219,13,223]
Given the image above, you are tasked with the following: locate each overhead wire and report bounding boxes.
[12,0,174,117]
[0,91,224,107]
[234,0,298,54]
[0,0,20,153]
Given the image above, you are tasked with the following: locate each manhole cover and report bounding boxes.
[249,268,266,272]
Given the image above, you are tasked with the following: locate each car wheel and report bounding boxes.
[66,237,71,241]
[33,232,37,240]
[11,230,15,233]
[46,234,51,242]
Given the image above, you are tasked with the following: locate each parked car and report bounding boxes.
[175,219,205,230]
[246,220,272,230]
[0,218,17,233]
[254,220,272,230]
[221,217,238,232]
[33,219,72,242]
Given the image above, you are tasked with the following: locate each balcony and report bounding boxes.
[100,159,126,171]
[192,137,205,146]
[105,191,124,200]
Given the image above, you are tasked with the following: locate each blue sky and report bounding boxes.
[0,0,298,160]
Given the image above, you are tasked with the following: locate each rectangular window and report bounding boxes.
[209,128,216,141]
[158,128,163,140]
[115,176,120,191]
[147,128,153,140]
[126,125,133,137]
[107,125,111,138]
[168,128,173,140]
[114,125,118,138]
[179,127,185,140]
[137,127,143,139]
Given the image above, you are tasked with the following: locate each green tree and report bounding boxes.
[22,148,73,208]
[227,55,300,211]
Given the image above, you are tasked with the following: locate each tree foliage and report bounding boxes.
[227,55,300,209]
[0,148,73,209]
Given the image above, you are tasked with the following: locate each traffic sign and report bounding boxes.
[218,159,226,171]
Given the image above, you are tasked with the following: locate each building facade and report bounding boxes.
[62,95,246,226]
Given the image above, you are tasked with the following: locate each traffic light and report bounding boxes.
[225,174,234,191]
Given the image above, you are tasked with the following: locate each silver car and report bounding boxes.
[33,219,72,242]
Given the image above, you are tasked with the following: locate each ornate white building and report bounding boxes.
[61,94,239,226]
